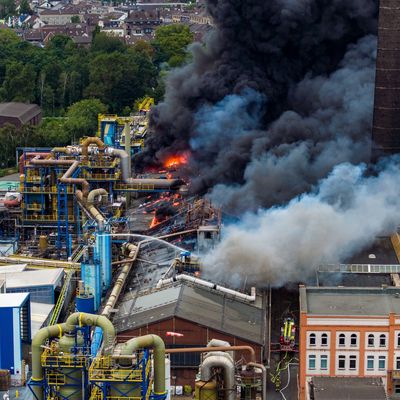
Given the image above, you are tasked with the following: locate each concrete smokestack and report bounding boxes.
[372,0,400,156]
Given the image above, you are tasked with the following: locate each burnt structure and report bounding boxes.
[372,0,400,155]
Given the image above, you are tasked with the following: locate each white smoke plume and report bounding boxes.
[202,161,400,287]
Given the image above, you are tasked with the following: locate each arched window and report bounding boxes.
[339,333,345,346]
[368,334,374,347]
[350,334,357,346]
[321,333,328,346]
[309,333,316,346]
[379,334,386,347]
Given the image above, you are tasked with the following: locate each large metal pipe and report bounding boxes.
[31,323,67,399]
[107,147,185,189]
[30,158,89,197]
[156,275,257,303]
[200,354,235,400]
[102,243,138,316]
[64,312,115,355]
[81,137,105,159]
[207,339,233,360]
[76,190,105,231]
[247,362,267,400]
[87,188,108,206]
[165,346,256,362]
[119,334,166,396]
[19,152,50,174]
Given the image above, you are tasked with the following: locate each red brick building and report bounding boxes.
[114,283,266,386]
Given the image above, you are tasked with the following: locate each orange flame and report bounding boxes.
[164,153,189,169]
[149,215,158,229]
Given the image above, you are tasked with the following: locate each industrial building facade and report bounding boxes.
[299,285,400,399]
[0,292,31,385]
[114,283,266,386]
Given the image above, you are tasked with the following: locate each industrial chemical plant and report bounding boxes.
[0,99,268,400]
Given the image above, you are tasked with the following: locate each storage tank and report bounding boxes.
[110,366,142,398]
[75,293,95,314]
[195,381,217,400]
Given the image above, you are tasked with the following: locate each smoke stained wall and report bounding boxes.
[372,0,400,155]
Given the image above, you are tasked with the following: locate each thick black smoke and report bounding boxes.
[143,0,378,213]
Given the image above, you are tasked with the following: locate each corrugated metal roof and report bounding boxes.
[0,102,41,123]
[115,283,264,344]
[0,292,29,307]
[312,377,386,400]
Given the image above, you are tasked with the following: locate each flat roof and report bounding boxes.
[0,292,29,307]
[31,302,53,336]
[2,268,64,289]
[0,264,27,273]
[312,377,386,400]
[300,286,400,316]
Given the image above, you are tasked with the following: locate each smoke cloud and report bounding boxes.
[144,0,379,213]
[203,161,400,287]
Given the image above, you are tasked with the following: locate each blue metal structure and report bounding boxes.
[0,293,31,376]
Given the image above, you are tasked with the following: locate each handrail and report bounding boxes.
[48,270,74,326]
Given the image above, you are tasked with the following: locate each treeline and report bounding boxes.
[0,24,194,168]
[0,24,193,115]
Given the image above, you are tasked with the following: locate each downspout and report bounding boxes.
[64,312,115,355]
[119,334,166,396]
[31,323,67,400]
[247,362,267,400]
[156,275,257,303]
[200,354,235,400]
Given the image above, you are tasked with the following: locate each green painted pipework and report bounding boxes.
[31,313,115,400]
[64,312,116,355]
[31,323,67,399]
[120,334,166,395]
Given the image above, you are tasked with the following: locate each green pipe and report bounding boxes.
[31,323,67,400]
[120,334,166,395]
[31,313,116,399]
[65,312,116,355]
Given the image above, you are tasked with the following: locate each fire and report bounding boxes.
[164,153,189,169]
[149,215,159,229]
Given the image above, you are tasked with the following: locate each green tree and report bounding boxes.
[0,0,16,18]
[85,52,142,112]
[91,32,126,53]
[1,61,36,102]
[70,15,80,23]
[64,98,107,140]
[151,24,194,67]
[19,0,32,14]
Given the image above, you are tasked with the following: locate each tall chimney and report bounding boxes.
[372,0,400,157]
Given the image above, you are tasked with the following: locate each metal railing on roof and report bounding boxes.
[317,264,400,274]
